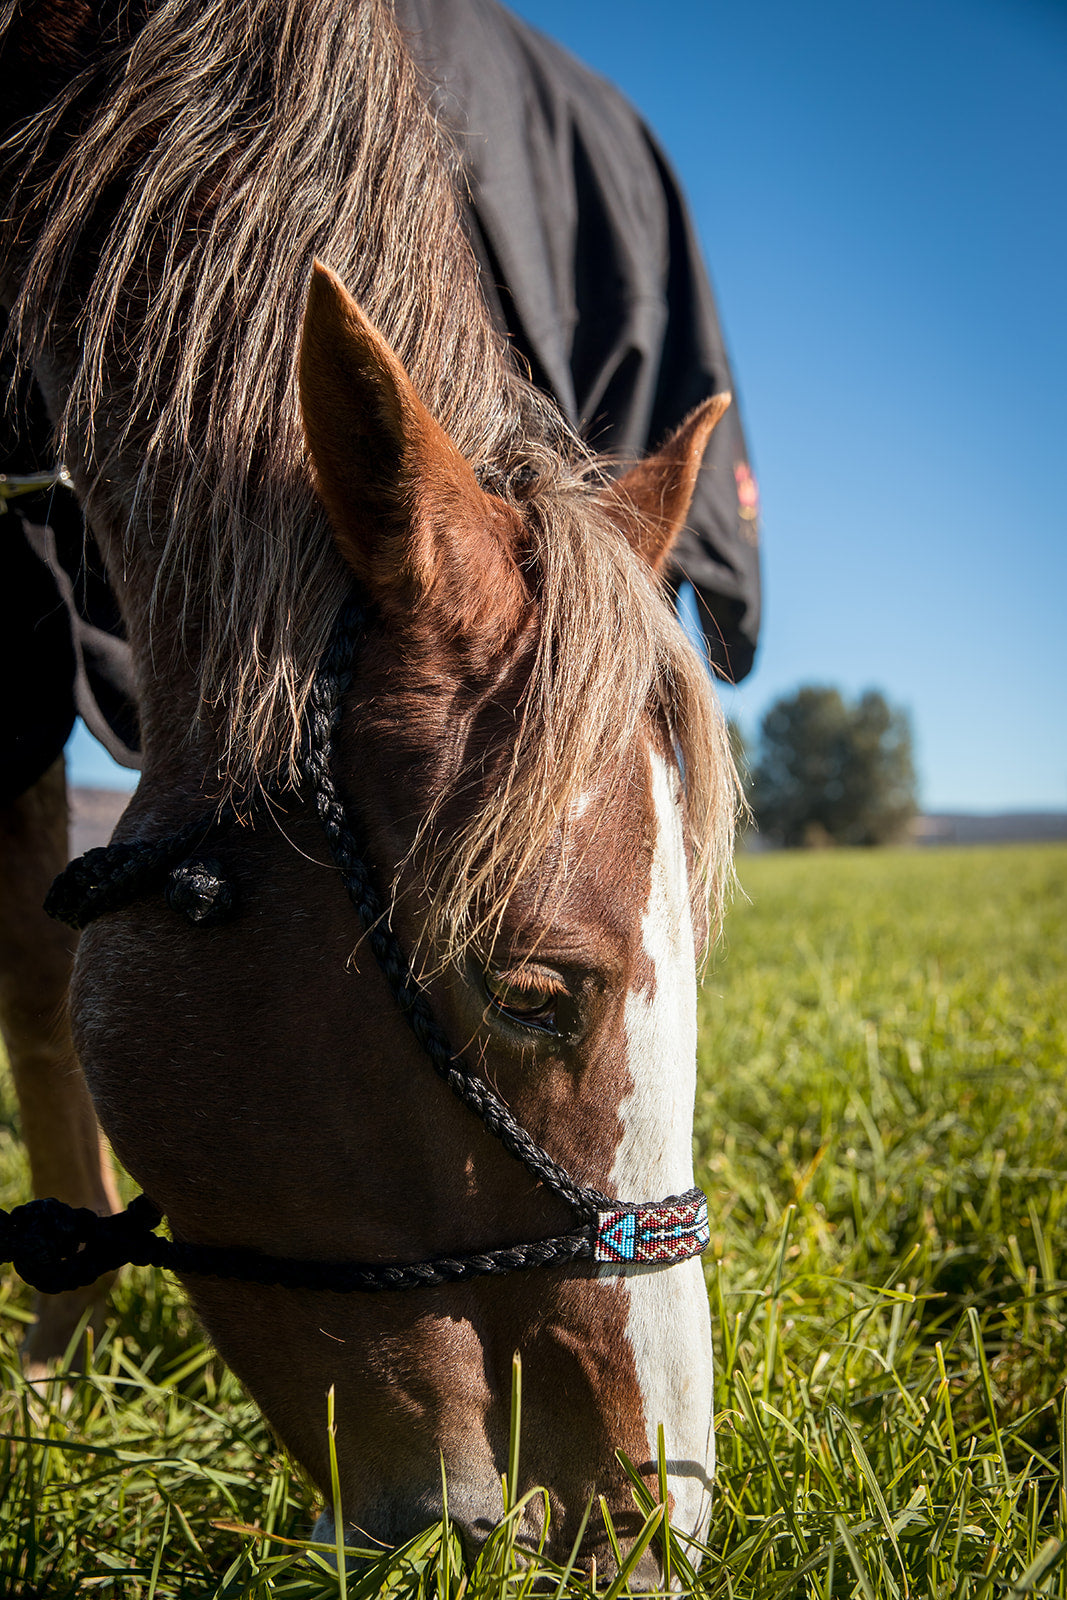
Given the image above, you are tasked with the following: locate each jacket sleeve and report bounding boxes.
[398,0,761,680]
[641,129,761,682]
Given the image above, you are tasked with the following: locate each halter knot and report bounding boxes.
[1,1194,164,1295]
[166,857,237,925]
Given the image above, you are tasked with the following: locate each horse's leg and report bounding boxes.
[0,756,120,1369]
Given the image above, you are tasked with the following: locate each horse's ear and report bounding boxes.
[298,261,526,635]
[609,394,732,572]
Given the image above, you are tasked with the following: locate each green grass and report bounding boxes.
[2,842,1066,1597]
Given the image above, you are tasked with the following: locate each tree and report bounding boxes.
[750,686,917,848]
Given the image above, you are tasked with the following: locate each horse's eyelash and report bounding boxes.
[493,965,566,996]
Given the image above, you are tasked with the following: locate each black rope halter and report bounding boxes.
[2,596,710,1298]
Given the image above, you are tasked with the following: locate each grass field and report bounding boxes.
[2,842,1065,1597]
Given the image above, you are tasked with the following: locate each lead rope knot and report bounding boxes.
[1,1194,164,1294]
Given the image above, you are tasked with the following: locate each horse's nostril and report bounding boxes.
[449,1515,495,1566]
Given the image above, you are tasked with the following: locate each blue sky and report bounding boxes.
[69,0,1067,810]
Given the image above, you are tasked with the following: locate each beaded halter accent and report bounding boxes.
[2,597,710,1297]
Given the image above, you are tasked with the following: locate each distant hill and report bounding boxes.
[912,813,1067,845]
[70,786,130,857]
[742,809,1067,852]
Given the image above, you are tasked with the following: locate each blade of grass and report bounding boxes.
[601,1503,664,1600]
[656,1423,670,1593]
[615,1450,702,1595]
[966,1308,1010,1493]
[832,1404,908,1593]
[1006,1536,1065,1597]
[145,1502,171,1599]
[326,1384,347,1600]
[836,1515,878,1600]
[506,1351,522,1515]
[549,1494,594,1600]
[599,1495,625,1581]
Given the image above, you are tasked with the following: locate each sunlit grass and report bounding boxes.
[2,842,1065,1595]
[696,842,1067,1596]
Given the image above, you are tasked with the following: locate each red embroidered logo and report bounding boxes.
[734,461,759,520]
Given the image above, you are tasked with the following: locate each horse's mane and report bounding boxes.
[0,0,739,943]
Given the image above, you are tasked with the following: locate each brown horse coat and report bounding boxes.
[0,0,742,1574]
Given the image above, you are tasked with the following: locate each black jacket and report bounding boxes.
[399,0,760,680]
[1,0,760,806]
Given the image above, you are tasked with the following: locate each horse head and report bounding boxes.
[71,261,737,1577]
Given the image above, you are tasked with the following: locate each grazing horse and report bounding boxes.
[0,0,740,1573]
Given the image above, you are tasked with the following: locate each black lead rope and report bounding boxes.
[4,596,710,1298]
[0,1193,598,1297]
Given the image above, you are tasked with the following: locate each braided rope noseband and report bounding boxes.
[2,597,710,1297]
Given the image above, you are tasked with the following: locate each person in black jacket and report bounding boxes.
[2,0,760,807]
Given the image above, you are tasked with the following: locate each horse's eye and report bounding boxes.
[483,965,564,1034]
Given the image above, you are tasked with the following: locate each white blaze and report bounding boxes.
[603,748,715,1541]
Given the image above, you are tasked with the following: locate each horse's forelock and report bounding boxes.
[410,484,742,967]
